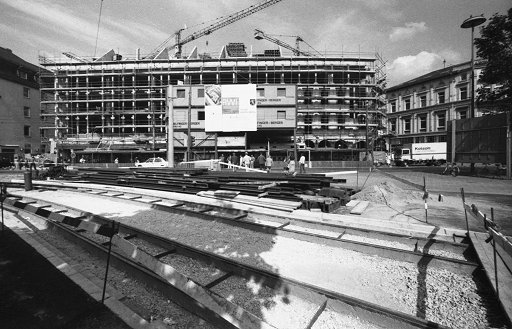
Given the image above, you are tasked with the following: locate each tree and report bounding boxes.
[474,8,512,112]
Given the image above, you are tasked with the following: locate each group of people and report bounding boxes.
[218,152,307,175]
[219,152,274,172]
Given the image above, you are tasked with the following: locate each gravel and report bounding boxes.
[11,188,509,329]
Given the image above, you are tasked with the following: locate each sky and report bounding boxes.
[0,0,510,87]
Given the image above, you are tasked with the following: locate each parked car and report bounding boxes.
[135,157,168,168]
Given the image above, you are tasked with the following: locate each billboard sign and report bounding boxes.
[205,84,257,132]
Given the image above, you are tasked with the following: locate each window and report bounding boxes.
[337,115,345,124]
[277,88,286,97]
[404,117,411,132]
[18,70,28,79]
[304,114,312,124]
[277,111,286,119]
[24,125,31,137]
[437,90,445,104]
[419,95,427,108]
[176,89,185,98]
[419,115,427,131]
[404,98,411,110]
[197,89,204,98]
[390,102,396,113]
[459,86,468,100]
[24,144,31,154]
[197,111,205,120]
[257,88,265,97]
[23,87,30,98]
[24,106,31,117]
[321,114,329,124]
[458,110,467,119]
[437,112,446,130]
[390,119,396,132]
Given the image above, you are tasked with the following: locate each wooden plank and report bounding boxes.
[350,201,369,215]
[470,232,512,323]
[345,200,359,207]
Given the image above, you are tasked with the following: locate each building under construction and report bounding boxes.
[39,45,385,163]
[38,0,385,164]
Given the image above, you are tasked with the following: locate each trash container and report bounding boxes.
[24,171,33,191]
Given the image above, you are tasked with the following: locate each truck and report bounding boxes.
[393,142,447,166]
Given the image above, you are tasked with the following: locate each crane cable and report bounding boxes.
[94,0,104,57]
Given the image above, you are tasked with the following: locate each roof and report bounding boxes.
[0,47,41,72]
[386,61,474,92]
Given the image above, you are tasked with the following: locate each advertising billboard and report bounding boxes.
[204,84,257,132]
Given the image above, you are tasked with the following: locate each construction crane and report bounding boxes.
[147,0,283,59]
[254,29,321,57]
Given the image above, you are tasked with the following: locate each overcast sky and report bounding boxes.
[0,0,509,86]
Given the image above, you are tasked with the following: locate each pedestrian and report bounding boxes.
[114,158,119,165]
[30,157,37,171]
[287,156,296,176]
[135,157,140,165]
[385,153,391,167]
[227,154,232,169]
[243,152,251,171]
[265,154,273,173]
[231,153,238,172]
[257,153,265,170]
[299,153,306,173]
[219,154,225,169]
[250,154,255,169]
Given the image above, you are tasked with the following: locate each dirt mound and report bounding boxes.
[352,181,424,205]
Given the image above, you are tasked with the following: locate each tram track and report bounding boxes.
[2,181,507,328]
[3,193,451,329]
[6,181,478,273]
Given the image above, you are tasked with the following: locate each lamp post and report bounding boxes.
[461,15,486,118]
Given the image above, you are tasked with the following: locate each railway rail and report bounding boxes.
[4,193,450,329]
[2,180,508,328]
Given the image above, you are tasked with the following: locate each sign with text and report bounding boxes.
[205,84,257,132]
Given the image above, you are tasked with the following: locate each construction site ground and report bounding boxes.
[0,166,511,329]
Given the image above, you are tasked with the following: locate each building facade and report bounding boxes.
[39,45,385,163]
[385,61,483,149]
[0,47,42,165]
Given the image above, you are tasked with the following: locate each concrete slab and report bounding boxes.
[470,231,512,324]
[350,200,369,215]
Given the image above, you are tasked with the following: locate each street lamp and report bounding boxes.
[461,15,486,118]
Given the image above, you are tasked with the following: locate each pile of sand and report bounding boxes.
[351,181,425,205]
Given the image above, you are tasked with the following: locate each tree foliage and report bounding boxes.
[474,8,512,111]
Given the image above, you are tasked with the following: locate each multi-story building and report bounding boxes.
[39,44,385,163]
[0,47,42,164]
[385,61,483,149]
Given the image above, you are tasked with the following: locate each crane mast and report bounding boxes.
[149,0,283,59]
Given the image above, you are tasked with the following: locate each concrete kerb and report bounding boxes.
[2,209,168,329]
[9,179,468,241]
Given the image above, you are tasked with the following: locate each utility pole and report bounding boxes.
[365,104,369,161]
[186,85,192,162]
[166,86,174,167]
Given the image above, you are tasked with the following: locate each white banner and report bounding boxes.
[205,84,257,132]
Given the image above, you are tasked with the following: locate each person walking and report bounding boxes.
[299,153,306,173]
[243,152,251,172]
[287,156,296,176]
[265,154,273,173]
[231,153,238,172]
[257,153,265,170]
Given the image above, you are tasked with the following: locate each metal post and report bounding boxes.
[461,188,470,235]
[102,220,116,304]
[1,184,4,235]
[423,176,428,224]
[493,237,499,297]
[506,112,511,179]
[187,85,192,162]
[365,105,369,160]
[166,86,174,168]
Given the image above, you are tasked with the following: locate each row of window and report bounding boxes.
[174,87,290,99]
[389,85,468,112]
